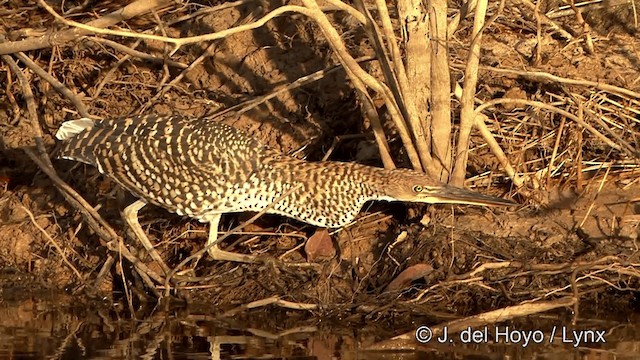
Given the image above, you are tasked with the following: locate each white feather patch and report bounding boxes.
[55,118,95,140]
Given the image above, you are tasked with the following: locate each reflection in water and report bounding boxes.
[1,295,640,359]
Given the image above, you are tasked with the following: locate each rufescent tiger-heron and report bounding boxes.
[56,115,515,264]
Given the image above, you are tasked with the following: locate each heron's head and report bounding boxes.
[380,169,516,207]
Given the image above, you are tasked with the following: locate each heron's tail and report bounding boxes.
[55,118,95,140]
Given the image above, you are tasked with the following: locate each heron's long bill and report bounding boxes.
[431,186,517,207]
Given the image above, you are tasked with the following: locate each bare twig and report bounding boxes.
[85,37,189,69]
[217,56,375,117]
[19,202,84,281]
[14,52,91,118]
[0,0,173,55]
[569,0,595,54]
[516,0,574,40]
[166,0,257,26]
[452,0,489,186]
[38,1,302,52]
[220,296,318,318]
[533,0,543,65]
[547,113,567,187]
[301,0,424,170]
[475,98,628,154]
[452,0,505,186]
[474,113,526,188]
[324,0,366,23]
[4,68,21,124]
[467,65,640,100]
[92,38,143,99]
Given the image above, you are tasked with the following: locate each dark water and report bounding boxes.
[1,296,639,359]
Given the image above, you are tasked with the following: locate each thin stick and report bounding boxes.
[94,255,115,289]
[373,0,409,96]
[217,56,375,117]
[453,0,489,185]
[355,83,396,169]
[452,78,524,188]
[475,98,625,153]
[86,37,189,69]
[569,0,594,54]
[579,166,611,228]
[220,296,318,318]
[92,38,143,99]
[19,202,84,282]
[1,54,43,141]
[516,0,574,40]
[533,0,543,65]
[14,52,91,118]
[5,68,22,124]
[145,42,217,108]
[324,0,366,23]
[577,129,584,191]
[38,1,309,52]
[0,0,173,55]
[466,65,640,100]
[547,114,567,187]
[452,0,505,186]
[474,115,525,188]
[302,0,424,170]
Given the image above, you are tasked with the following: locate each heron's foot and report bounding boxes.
[122,199,170,275]
[207,244,257,263]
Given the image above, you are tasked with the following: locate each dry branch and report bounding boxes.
[474,114,526,188]
[452,0,489,186]
[325,0,366,23]
[299,0,423,170]
[470,65,640,100]
[14,52,91,118]
[86,37,189,69]
[19,201,84,281]
[516,0,574,40]
[0,0,172,55]
[475,98,631,155]
[220,296,318,318]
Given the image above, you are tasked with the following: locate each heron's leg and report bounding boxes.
[122,199,170,274]
[205,214,256,263]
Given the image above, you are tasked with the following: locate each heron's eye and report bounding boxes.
[413,185,423,192]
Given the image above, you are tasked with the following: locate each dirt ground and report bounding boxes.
[0,0,639,327]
